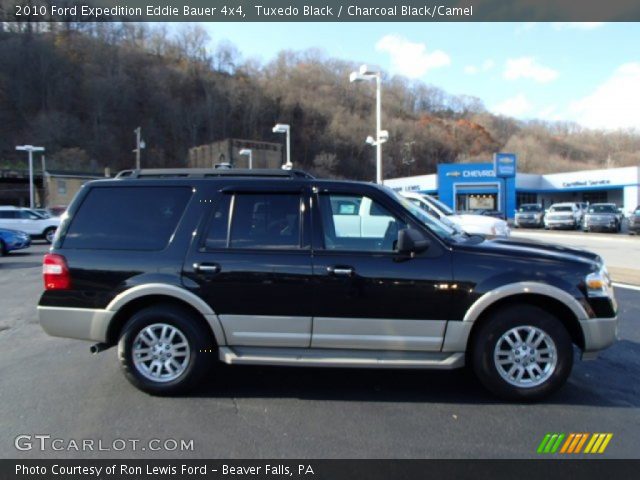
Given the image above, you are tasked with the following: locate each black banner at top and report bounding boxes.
[1,0,640,22]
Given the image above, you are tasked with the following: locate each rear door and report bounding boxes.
[310,185,454,352]
[184,185,314,347]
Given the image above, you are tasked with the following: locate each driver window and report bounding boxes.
[319,193,406,252]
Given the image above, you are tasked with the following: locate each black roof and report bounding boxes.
[115,168,315,180]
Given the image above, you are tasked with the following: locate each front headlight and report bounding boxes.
[585,266,612,298]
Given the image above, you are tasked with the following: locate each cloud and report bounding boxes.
[492,94,532,117]
[375,34,450,79]
[552,22,605,31]
[569,62,640,130]
[503,57,558,83]
[464,59,494,75]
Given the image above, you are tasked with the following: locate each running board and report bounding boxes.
[218,346,464,369]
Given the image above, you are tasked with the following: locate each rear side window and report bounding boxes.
[204,193,302,250]
[63,187,191,250]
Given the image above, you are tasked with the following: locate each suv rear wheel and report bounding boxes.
[471,305,573,401]
[117,304,213,395]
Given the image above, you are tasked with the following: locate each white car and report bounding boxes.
[400,192,510,237]
[544,202,582,230]
[0,206,61,243]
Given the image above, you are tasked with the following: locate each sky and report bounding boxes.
[196,22,640,131]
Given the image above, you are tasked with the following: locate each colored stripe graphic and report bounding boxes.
[539,433,613,454]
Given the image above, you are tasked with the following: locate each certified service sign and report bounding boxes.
[494,153,517,178]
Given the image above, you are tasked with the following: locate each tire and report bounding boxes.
[44,227,56,244]
[0,239,6,256]
[471,304,573,401]
[117,304,214,395]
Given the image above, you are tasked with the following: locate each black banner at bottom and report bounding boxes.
[4,459,640,480]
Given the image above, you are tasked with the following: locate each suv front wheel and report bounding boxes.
[471,305,573,401]
[117,305,213,395]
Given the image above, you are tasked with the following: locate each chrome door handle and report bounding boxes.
[327,266,354,277]
[193,263,220,274]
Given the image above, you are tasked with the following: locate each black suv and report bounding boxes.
[38,169,618,400]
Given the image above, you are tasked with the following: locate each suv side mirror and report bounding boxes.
[397,228,430,255]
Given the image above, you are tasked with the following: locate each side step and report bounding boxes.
[218,346,464,369]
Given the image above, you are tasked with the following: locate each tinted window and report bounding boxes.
[229,193,301,249]
[20,210,41,220]
[0,211,17,219]
[550,206,573,212]
[518,205,542,212]
[64,187,191,250]
[588,205,616,213]
[319,193,406,252]
[204,194,231,249]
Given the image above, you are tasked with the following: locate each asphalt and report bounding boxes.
[0,243,638,459]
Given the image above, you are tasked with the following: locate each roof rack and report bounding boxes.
[115,168,314,180]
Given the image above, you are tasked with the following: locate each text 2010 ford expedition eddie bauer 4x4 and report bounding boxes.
[38,169,618,400]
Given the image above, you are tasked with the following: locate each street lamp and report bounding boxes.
[238,148,253,169]
[16,145,45,208]
[133,127,145,170]
[272,123,292,170]
[350,64,385,184]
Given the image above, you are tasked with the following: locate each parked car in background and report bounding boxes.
[544,203,582,230]
[583,203,622,233]
[0,228,31,255]
[401,192,510,237]
[628,206,640,235]
[514,204,545,228]
[0,206,61,243]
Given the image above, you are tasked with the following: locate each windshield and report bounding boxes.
[518,205,542,212]
[425,195,454,216]
[588,205,616,213]
[387,189,458,241]
[550,205,573,212]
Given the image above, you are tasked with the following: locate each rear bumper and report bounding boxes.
[38,306,113,343]
[580,316,618,357]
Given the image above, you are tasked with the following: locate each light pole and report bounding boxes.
[272,123,292,170]
[350,64,385,184]
[238,148,253,169]
[16,145,45,208]
[133,127,145,170]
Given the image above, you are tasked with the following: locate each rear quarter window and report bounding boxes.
[62,186,191,251]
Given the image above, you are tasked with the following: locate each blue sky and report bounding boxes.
[198,22,640,130]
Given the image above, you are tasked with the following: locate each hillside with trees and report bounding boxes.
[1,22,639,180]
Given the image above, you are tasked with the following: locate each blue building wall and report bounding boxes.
[436,163,516,219]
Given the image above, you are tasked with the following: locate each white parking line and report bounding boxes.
[613,282,640,292]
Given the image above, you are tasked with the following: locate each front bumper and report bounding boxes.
[515,218,543,227]
[545,218,576,228]
[580,316,618,359]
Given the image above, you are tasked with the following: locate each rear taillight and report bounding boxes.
[43,253,71,290]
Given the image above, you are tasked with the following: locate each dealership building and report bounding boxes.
[385,163,640,220]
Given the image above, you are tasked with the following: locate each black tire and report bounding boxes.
[471,304,573,401]
[117,304,215,395]
[0,239,6,256]
[43,227,56,244]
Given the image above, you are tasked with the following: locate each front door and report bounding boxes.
[184,187,314,347]
[311,187,453,352]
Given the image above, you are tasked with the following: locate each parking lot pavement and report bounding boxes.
[511,228,640,284]
[1,243,639,459]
